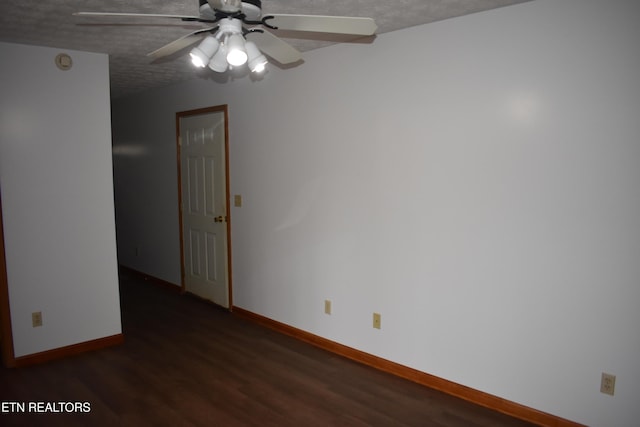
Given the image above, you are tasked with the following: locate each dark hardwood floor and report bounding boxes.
[0,270,537,426]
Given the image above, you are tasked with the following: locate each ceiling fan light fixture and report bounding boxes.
[189,36,220,68]
[245,41,267,73]
[76,3,377,81]
[225,34,248,67]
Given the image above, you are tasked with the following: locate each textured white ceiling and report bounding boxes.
[0,0,530,98]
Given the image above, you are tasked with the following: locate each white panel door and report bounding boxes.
[179,110,229,307]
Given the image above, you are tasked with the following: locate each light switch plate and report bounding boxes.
[324,300,331,315]
[373,313,381,329]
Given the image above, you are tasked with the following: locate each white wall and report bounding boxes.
[0,42,122,357]
[111,1,640,425]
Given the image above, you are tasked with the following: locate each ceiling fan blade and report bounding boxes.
[147,29,214,59]
[246,30,302,65]
[74,12,201,20]
[265,14,377,36]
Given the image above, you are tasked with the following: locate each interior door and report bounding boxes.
[178,107,230,308]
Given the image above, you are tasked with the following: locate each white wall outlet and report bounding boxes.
[600,372,616,396]
[32,311,43,327]
[324,300,331,315]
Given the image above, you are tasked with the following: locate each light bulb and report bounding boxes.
[226,34,248,67]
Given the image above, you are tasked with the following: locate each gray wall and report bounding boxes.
[0,42,122,357]
[111,1,640,425]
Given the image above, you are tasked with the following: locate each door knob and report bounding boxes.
[214,215,226,223]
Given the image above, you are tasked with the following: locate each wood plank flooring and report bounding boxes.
[0,269,537,426]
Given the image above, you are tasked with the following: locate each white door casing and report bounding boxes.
[178,107,230,308]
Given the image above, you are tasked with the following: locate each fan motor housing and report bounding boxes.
[198,1,262,12]
[242,0,262,10]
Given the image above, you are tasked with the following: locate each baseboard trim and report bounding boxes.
[232,306,584,427]
[119,265,183,293]
[12,333,124,368]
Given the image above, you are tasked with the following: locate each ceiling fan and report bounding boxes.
[74,0,377,75]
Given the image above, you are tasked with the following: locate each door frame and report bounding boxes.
[0,190,16,367]
[175,105,233,309]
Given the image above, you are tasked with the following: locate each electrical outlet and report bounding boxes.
[234,195,242,207]
[373,312,381,329]
[32,311,43,328]
[600,372,616,396]
[324,300,331,315]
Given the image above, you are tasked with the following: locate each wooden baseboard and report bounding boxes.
[11,333,124,368]
[119,265,183,293]
[232,306,584,427]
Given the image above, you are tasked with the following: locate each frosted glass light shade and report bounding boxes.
[190,36,220,68]
[208,46,229,73]
[246,41,267,73]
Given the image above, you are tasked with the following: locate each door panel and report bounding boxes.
[187,157,202,214]
[205,232,218,282]
[179,108,229,307]
[189,230,201,276]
